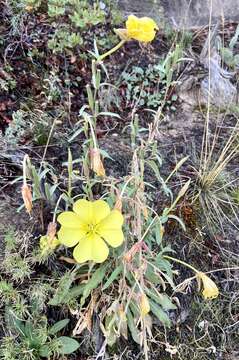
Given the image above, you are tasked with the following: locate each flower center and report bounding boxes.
[86,223,97,236]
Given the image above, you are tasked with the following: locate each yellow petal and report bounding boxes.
[140,17,159,31]
[73,199,93,224]
[58,227,86,247]
[97,210,124,247]
[98,229,124,248]
[72,234,109,263]
[98,210,124,230]
[73,199,111,225]
[91,234,109,263]
[57,211,83,228]
[73,237,92,263]
[92,200,111,224]
[126,14,158,43]
[126,14,139,32]
[197,272,219,300]
[133,30,155,42]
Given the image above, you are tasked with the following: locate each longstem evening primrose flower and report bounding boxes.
[57,199,124,263]
[98,14,158,62]
[196,272,219,299]
[163,255,219,300]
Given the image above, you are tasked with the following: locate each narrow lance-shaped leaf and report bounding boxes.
[80,263,109,306]
[102,264,123,291]
[49,319,70,335]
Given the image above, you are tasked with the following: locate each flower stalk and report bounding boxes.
[163,255,219,300]
[97,40,126,62]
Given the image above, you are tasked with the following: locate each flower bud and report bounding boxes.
[114,28,130,41]
[21,184,32,214]
[197,272,219,300]
[114,197,122,212]
[90,148,105,177]
[140,293,150,316]
[47,222,57,242]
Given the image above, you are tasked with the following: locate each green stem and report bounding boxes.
[163,255,199,273]
[87,116,98,148]
[97,40,126,62]
[52,194,64,224]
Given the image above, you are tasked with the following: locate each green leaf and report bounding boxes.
[80,263,108,306]
[64,284,84,302]
[168,214,186,231]
[49,271,76,306]
[154,222,163,245]
[58,336,80,355]
[149,300,171,327]
[146,289,177,310]
[154,257,174,285]
[229,24,239,50]
[6,310,26,337]
[147,160,173,199]
[49,319,70,335]
[127,308,140,344]
[102,265,123,291]
[145,265,161,285]
[98,111,121,119]
[39,344,52,357]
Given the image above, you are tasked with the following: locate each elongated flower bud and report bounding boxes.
[114,197,122,212]
[90,148,105,177]
[21,184,32,214]
[140,293,150,316]
[47,222,57,241]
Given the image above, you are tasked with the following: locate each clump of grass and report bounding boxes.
[190,108,239,233]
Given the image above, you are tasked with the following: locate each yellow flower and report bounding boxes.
[126,15,158,43]
[99,15,158,62]
[57,199,124,263]
[197,272,219,300]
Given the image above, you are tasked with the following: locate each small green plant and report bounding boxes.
[70,1,105,28]
[2,254,32,283]
[120,44,183,111]
[218,24,239,68]
[47,0,67,17]
[21,0,122,55]
[4,110,57,147]
[0,77,16,92]
[48,28,83,53]
[1,311,80,359]
[121,64,177,110]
